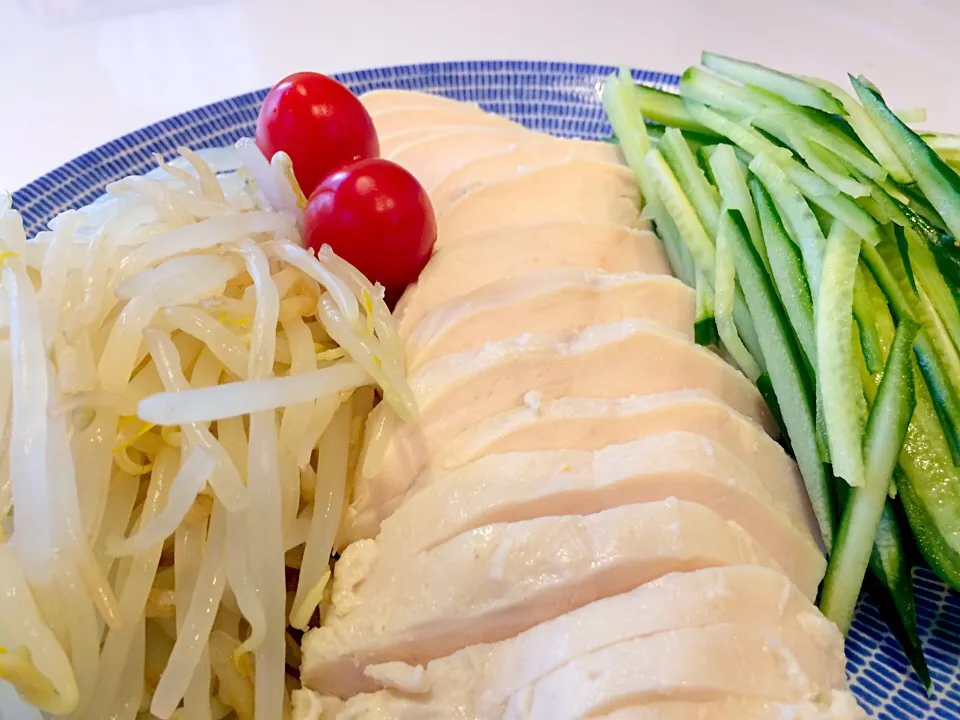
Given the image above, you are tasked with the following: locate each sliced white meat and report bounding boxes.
[433,391,817,538]
[370,105,521,138]
[380,126,505,156]
[359,89,471,113]
[431,141,625,214]
[374,431,825,597]
[394,221,666,335]
[403,269,695,369]
[387,127,536,189]
[304,501,785,698]
[437,161,642,246]
[345,319,773,543]
[503,623,850,719]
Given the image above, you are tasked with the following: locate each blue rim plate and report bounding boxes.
[10,60,960,718]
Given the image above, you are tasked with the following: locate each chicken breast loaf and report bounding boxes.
[295,89,863,720]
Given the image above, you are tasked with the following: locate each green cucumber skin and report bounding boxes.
[723,209,836,549]
[852,75,960,243]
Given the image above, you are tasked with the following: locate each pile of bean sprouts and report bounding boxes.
[0,140,415,720]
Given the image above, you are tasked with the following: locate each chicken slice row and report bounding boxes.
[296,88,867,719]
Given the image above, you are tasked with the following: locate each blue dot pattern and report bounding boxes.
[9,60,959,718]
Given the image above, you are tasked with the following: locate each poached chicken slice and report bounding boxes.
[370,104,521,138]
[394,220,665,336]
[432,390,816,537]
[345,319,774,543]
[387,127,537,189]
[304,501,785,698]
[403,269,695,369]
[431,141,625,213]
[436,161,643,246]
[371,431,825,597]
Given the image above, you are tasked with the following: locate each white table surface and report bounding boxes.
[1,0,958,192]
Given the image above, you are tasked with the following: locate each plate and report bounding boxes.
[10,59,960,719]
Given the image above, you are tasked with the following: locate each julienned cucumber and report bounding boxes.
[820,318,918,634]
[860,269,960,588]
[700,51,844,115]
[852,75,960,242]
[750,178,816,369]
[633,83,720,137]
[817,223,868,487]
[694,268,718,347]
[721,209,836,550]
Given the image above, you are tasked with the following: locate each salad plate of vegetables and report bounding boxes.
[3,55,960,720]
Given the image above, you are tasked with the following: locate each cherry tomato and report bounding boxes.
[303,158,437,300]
[256,72,379,196]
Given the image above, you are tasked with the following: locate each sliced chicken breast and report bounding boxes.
[403,269,695,369]
[303,566,847,710]
[387,127,536,188]
[374,431,825,596]
[380,126,509,156]
[370,105,521,138]
[359,89,471,113]
[433,390,816,538]
[345,319,773,543]
[436,161,642,246]
[393,221,666,335]
[431,141,625,213]
[504,623,849,719]
[305,500,784,697]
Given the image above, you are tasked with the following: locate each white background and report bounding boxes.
[1,0,958,191]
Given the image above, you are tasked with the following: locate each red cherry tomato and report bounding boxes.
[256,72,379,196]
[303,159,437,300]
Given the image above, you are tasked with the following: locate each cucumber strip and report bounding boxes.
[818,223,869,486]
[602,68,696,291]
[701,51,844,115]
[709,145,770,271]
[895,225,919,296]
[815,379,833,465]
[684,100,793,161]
[722,208,836,549]
[862,242,960,463]
[660,128,721,237]
[785,127,872,197]
[749,153,827,300]
[876,236,960,440]
[715,220,762,380]
[752,107,887,183]
[687,102,883,245]
[646,146,765,369]
[757,371,788,441]
[680,66,767,119]
[602,69,654,198]
[820,317,918,633]
[859,272,960,588]
[802,75,912,183]
[867,509,931,690]
[907,230,960,356]
[696,145,718,185]
[645,148,716,275]
[750,177,816,367]
[634,83,720,137]
[852,76,960,242]
[694,267,718,347]
[853,265,885,374]
[657,205,697,288]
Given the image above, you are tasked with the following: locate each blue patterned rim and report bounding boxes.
[9,59,960,718]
